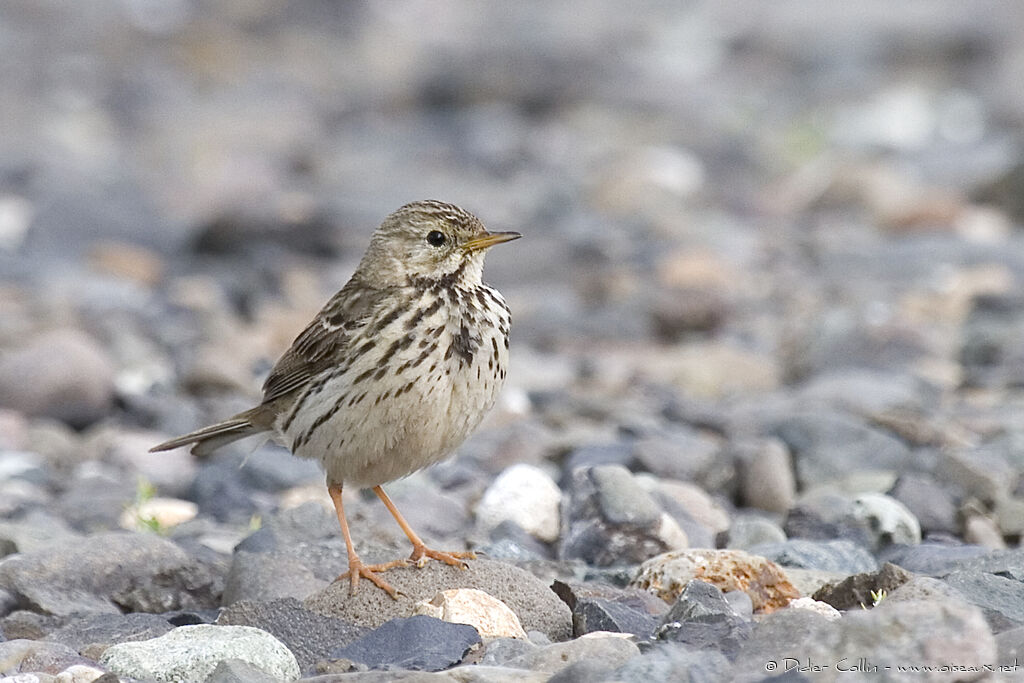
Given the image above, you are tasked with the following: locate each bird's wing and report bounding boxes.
[259,278,387,404]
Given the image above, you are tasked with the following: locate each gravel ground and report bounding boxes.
[3,2,1024,681]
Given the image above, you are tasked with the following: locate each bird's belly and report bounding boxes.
[282,347,504,488]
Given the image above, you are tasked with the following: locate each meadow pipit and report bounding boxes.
[151,200,521,597]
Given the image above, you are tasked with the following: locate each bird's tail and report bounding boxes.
[149,407,268,457]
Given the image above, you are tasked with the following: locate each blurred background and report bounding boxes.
[2,1,1024,546]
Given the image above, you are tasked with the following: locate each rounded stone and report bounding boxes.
[476,464,561,543]
[98,624,300,682]
[0,329,115,427]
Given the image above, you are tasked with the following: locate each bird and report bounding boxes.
[150,200,521,598]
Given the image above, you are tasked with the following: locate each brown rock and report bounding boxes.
[630,549,799,613]
[812,562,913,611]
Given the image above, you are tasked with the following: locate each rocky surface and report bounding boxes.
[4,1,1024,680]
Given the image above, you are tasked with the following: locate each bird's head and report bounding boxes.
[356,200,521,289]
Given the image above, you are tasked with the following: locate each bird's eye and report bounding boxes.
[426,230,446,247]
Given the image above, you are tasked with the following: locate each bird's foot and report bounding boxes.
[408,545,477,569]
[336,557,408,599]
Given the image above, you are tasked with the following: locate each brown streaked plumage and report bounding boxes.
[151,200,520,597]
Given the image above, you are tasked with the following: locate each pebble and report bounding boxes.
[734,438,797,514]
[99,624,300,682]
[118,497,198,533]
[637,474,730,547]
[850,492,922,550]
[414,589,527,640]
[770,412,910,488]
[631,549,800,613]
[630,425,722,485]
[550,580,667,640]
[89,427,197,498]
[657,580,751,659]
[0,329,116,428]
[751,539,878,574]
[560,465,687,566]
[726,515,787,551]
[330,615,480,672]
[475,464,562,544]
[888,472,959,535]
[786,597,842,621]
[504,632,641,675]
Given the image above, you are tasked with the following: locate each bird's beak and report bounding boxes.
[462,231,522,252]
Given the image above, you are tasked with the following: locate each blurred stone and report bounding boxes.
[476,464,561,544]
[972,161,1024,223]
[560,465,687,566]
[90,427,198,498]
[649,288,728,341]
[771,412,910,488]
[880,542,990,577]
[119,497,198,532]
[726,515,787,551]
[638,474,729,549]
[850,492,921,551]
[561,443,634,476]
[631,549,799,614]
[751,539,877,574]
[505,632,640,676]
[959,293,1024,389]
[734,438,796,514]
[937,447,1016,502]
[964,513,1006,549]
[888,473,959,535]
[631,426,722,485]
[88,241,165,287]
[0,329,115,428]
[783,491,872,546]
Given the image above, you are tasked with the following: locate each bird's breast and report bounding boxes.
[279,283,510,487]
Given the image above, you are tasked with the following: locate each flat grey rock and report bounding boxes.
[330,615,480,672]
[0,531,223,616]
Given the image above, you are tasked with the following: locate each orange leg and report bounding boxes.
[327,483,405,599]
[372,485,477,568]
